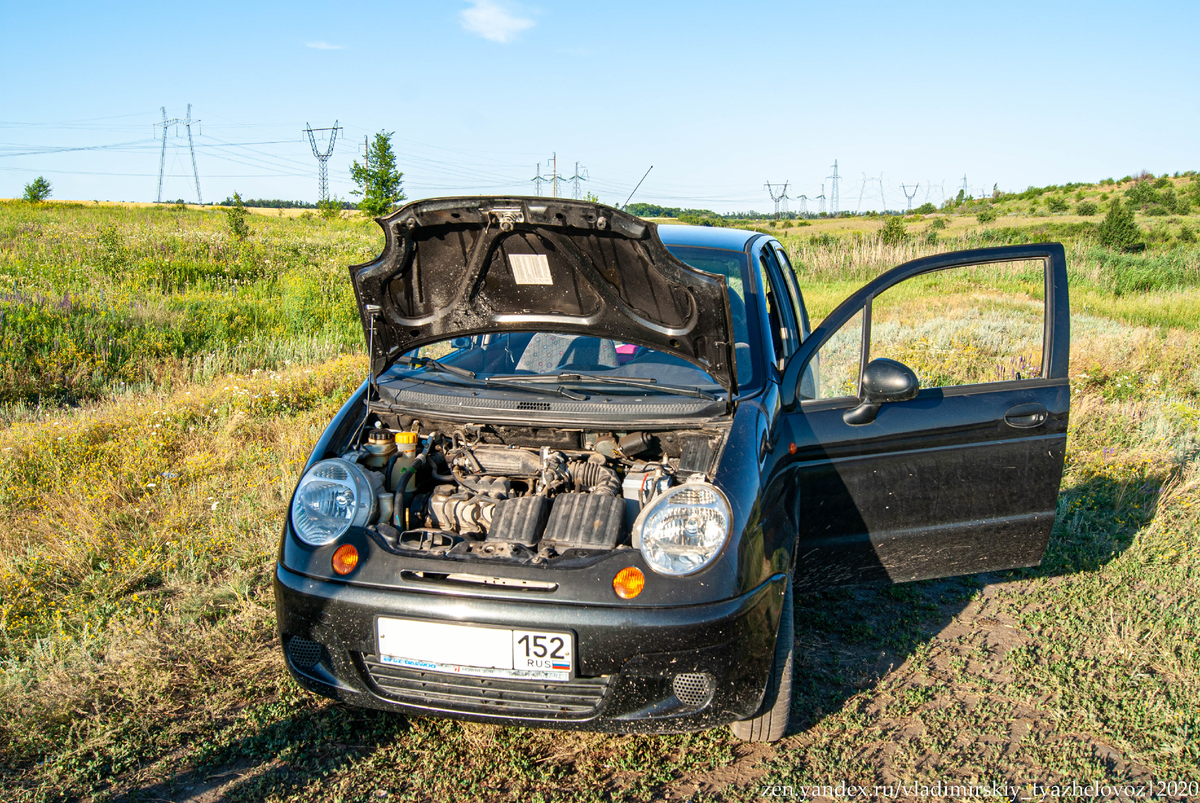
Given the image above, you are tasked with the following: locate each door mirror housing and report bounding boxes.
[843,358,919,426]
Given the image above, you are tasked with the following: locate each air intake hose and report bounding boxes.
[569,460,620,495]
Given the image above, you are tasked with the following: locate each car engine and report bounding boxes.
[338,422,705,563]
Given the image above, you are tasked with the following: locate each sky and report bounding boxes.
[2,1,1197,213]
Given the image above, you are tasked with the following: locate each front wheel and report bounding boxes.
[730,578,793,742]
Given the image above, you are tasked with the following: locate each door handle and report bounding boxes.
[1004,403,1048,429]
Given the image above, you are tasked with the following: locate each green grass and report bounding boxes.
[0,200,1198,801]
[0,201,378,405]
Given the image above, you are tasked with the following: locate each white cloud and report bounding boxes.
[305,41,344,50]
[460,0,534,44]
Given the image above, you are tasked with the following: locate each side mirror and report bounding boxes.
[843,358,919,426]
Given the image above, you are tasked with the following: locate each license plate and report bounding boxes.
[376,617,574,681]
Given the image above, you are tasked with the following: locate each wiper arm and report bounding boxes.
[482,376,588,401]
[395,355,476,379]
[489,373,718,401]
[556,373,716,400]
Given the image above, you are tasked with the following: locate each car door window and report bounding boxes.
[771,244,810,339]
[757,247,800,370]
[809,308,864,400]
[868,259,1046,388]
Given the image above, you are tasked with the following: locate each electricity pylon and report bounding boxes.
[826,160,840,215]
[304,121,341,202]
[765,181,789,219]
[531,162,547,196]
[156,104,203,204]
[569,162,589,199]
[817,184,826,216]
[901,183,920,211]
[796,195,808,215]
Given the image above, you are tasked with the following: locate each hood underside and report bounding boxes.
[349,197,737,393]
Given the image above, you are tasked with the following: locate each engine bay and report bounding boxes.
[335,416,727,565]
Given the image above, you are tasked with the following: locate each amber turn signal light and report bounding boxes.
[613,566,645,599]
[332,543,359,575]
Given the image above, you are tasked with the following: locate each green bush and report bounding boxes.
[1076,201,1099,216]
[1098,197,1144,252]
[913,202,937,215]
[976,207,998,223]
[1180,224,1196,243]
[225,192,250,240]
[1046,196,1069,213]
[880,216,907,245]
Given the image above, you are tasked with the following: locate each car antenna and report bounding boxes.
[365,303,381,401]
[621,165,653,211]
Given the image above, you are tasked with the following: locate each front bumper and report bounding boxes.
[274,563,785,733]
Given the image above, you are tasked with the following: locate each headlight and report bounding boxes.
[290,459,376,546]
[634,479,732,576]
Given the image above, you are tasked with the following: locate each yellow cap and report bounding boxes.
[397,431,418,444]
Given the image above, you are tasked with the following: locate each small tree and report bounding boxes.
[23,176,52,202]
[226,192,250,240]
[318,195,343,220]
[1076,200,1099,216]
[350,131,405,217]
[976,207,998,223]
[1098,197,1143,252]
[880,215,907,245]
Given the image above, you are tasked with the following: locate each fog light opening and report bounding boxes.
[613,566,645,599]
[672,672,714,708]
[332,543,359,575]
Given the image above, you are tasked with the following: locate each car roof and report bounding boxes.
[656,223,762,251]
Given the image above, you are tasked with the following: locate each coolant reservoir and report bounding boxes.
[389,431,419,492]
[361,429,397,470]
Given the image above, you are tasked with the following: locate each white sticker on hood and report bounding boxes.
[509,253,553,285]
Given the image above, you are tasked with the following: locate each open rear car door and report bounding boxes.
[774,244,1070,588]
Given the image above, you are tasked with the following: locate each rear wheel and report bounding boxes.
[730,577,793,742]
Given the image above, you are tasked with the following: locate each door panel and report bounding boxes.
[773,244,1070,589]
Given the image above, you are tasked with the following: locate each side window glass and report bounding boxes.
[758,248,799,367]
[772,245,809,339]
[810,308,864,400]
[869,260,1046,387]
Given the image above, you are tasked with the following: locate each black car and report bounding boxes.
[275,198,1069,741]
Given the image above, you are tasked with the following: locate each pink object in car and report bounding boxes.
[615,343,640,364]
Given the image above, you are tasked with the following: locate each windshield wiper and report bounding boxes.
[482,376,588,400]
[395,355,476,379]
[490,373,718,401]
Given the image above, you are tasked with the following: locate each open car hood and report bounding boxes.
[349,197,737,393]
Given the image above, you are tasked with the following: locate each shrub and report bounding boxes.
[1126,180,1160,207]
[1076,201,1099,216]
[880,216,907,245]
[1180,224,1196,243]
[976,207,998,223]
[225,192,250,240]
[1153,176,1172,189]
[914,202,937,215]
[22,176,52,202]
[1098,197,1144,252]
[1046,196,1069,213]
[317,195,343,221]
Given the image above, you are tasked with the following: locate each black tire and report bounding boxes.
[730,577,794,742]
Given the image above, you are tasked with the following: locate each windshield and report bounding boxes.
[391,334,724,393]
[383,243,758,395]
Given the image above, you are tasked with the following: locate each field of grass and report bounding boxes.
[1,195,1198,801]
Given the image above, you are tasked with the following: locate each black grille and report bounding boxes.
[361,655,611,719]
[672,672,714,707]
[287,636,324,669]
[516,401,552,411]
